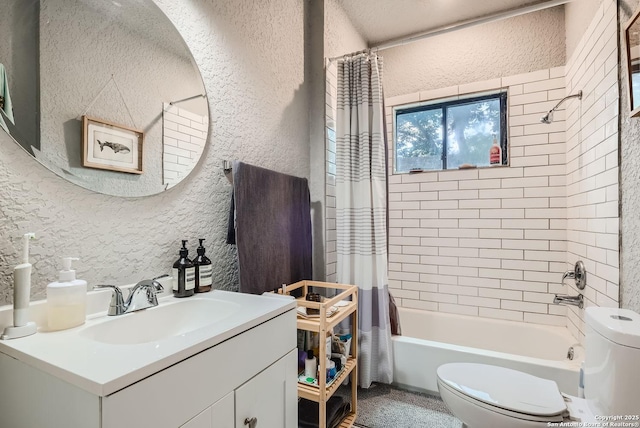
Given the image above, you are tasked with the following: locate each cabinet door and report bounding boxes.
[210,392,234,428]
[235,350,297,428]
[181,407,211,428]
[180,392,234,428]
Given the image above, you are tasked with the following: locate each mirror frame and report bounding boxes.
[625,7,640,117]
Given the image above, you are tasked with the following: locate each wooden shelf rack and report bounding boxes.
[279,280,358,428]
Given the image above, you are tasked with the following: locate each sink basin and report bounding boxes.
[80,298,241,345]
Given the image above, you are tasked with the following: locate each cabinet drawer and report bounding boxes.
[102,309,295,428]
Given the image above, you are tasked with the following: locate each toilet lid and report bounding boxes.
[437,363,566,417]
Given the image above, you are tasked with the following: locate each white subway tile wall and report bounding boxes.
[162,103,209,189]
[564,0,619,341]
[384,68,570,327]
[323,0,618,340]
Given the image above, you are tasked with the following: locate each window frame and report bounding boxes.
[393,90,508,173]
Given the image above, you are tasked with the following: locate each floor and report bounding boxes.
[342,382,464,428]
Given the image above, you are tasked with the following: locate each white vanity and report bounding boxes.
[0,283,297,428]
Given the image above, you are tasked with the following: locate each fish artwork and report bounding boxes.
[98,140,131,154]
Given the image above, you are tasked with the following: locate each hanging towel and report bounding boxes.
[226,193,236,245]
[388,291,402,335]
[232,161,312,294]
[0,63,14,134]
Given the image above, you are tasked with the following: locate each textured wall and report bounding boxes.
[0,0,309,305]
[380,8,566,98]
[324,0,367,60]
[620,0,640,313]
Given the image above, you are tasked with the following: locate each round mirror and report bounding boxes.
[0,0,209,197]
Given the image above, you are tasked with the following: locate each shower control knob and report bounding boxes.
[244,417,257,428]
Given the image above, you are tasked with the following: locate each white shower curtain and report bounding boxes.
[335,52,393,387]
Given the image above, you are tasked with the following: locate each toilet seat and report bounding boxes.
[437,363,567,423]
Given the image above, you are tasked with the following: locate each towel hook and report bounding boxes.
[223,160,233,184]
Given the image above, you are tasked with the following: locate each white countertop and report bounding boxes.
[0,286,295,397]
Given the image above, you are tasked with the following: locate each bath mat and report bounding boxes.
[341,383,463,428]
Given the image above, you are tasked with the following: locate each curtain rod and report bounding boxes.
[373,0,571,51]
[328,0,571,62]
[327,48,378,63]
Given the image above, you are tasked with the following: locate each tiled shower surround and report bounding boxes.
[326,0,618,342]
[385,67,573,328]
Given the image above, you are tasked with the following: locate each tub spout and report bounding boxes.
[553,293,584,309]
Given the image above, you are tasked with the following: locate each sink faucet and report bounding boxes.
[553,293,584,309]
[95,278,164,316]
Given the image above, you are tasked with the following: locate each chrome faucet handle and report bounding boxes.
[126,279,163,312]
[134,278,164,293]
[94,285,126,315]
[145,279,164,304]
[561,261,587,290]
[561,270,575,286]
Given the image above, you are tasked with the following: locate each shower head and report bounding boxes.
[540,90,583,124]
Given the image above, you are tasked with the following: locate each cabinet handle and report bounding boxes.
[244,417,257,428]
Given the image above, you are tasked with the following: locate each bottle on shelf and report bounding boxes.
[304,349,317,381]
[172,240,195,298]
[489,134,502,166]
[193,238,212,293]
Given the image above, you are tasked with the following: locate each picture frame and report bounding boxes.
[82,115,144,174]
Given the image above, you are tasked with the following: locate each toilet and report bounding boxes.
[437,307,640,428]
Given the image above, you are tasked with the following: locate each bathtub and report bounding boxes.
[392,307,582,395]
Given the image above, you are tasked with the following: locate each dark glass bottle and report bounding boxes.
[172,240,195,298]
[193,238,212,293]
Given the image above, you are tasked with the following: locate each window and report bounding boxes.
[394,91,508,172]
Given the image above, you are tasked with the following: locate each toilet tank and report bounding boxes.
[584,307,640,415]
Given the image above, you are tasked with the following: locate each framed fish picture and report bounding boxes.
[82,115,144,174]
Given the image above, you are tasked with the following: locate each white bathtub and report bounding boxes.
[392,307,582,395]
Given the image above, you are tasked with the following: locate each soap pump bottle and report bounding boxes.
[46,257,87,331]
[193,238,212,293]
[489,134,502,166]
[173,240,195,298]
[1,233,37,340]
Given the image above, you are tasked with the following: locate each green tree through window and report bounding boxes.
[395,92,507,172]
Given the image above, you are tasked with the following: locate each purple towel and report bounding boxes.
[232,161,312,294]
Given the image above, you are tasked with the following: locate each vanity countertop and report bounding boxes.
[0,288,295,397]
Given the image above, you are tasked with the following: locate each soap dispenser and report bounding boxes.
[46,257,87,331]
[173,240,195,298]
[1,233,37,340]
[193,238,212,293]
